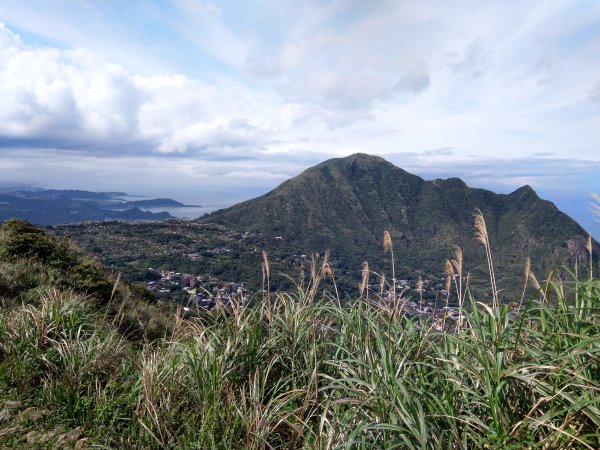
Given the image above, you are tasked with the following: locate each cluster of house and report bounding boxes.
[145,269,248,310]
[145,265,466,326]
[368,275,464,330]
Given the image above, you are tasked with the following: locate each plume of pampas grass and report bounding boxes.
[360,261,369,299]
[322,262,333,279]
[307,251,333,303]
[474,209,498,308]
[451,246,463,277]
[105,271,121,322]
[451,246,464,327]
[383,230,396,300]
[442,260,454,330]
[527,268,548,303]
[380,273,386,300]
[262,250,270,302]
[473,210,488,247]
[586,234,593,279]
[262,250,270,279]
[321,260,340,306]
[444,259,454,293]
[310,254,318,288]
[417,275,423,304]
[383,230,393,252]
[586,234,592,255]
[307,253,322,303]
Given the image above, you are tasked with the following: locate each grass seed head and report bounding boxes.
[529,270,541,290]
[473,209,489,247]
[383,230,393,253]
[261,250,270,279]
[444,259,455,277]
[444,260,454,293]
[451,246,463,276]
[360,261,369,296]
[524,256,531,280]
[322,262,333,279]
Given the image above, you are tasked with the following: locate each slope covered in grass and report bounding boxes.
[1,220,599,449]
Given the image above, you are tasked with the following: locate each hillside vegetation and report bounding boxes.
[206,153,598,294]
[51,154,598,300]
[1,218,599,448]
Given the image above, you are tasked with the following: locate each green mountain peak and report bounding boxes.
[206,153,597,297]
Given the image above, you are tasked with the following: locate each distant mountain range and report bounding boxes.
[0,190,198,225]
[205,153,598,296]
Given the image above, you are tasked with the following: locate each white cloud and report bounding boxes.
[0,24,141,145]
[0,23,281,155]
[0,0,597,211]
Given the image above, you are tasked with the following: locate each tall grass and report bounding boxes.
[1,218,599,448]
[1,270,598,448]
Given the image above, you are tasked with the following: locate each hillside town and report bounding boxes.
[144,268,249,311]
[144,265,468,330]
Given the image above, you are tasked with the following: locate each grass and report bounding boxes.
[1,273,599,448]
[0,218,599,448]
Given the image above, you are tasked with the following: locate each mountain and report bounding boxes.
[205,153,598,297]
[8,189,127,200]
[0,190,175,225]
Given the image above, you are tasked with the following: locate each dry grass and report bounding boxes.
[383,230,396,300]
[587,234,593,279]
[261,250,270,301]
[360,261,369,299]
[474,209,499,308]
[1,266,599,449]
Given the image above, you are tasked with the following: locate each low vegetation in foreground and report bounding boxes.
[1,218,599,449]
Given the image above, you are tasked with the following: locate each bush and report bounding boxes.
[70,258,113,300]
[0,219,73,268]
[1,220,116,303]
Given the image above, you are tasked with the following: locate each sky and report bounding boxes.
[0,0,599,237]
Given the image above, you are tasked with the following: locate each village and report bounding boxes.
[144,264,464,330]
[144,268,249,311]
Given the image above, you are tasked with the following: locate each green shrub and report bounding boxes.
[70,258,113,300]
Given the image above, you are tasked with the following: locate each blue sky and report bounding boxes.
[0,0,599,237]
